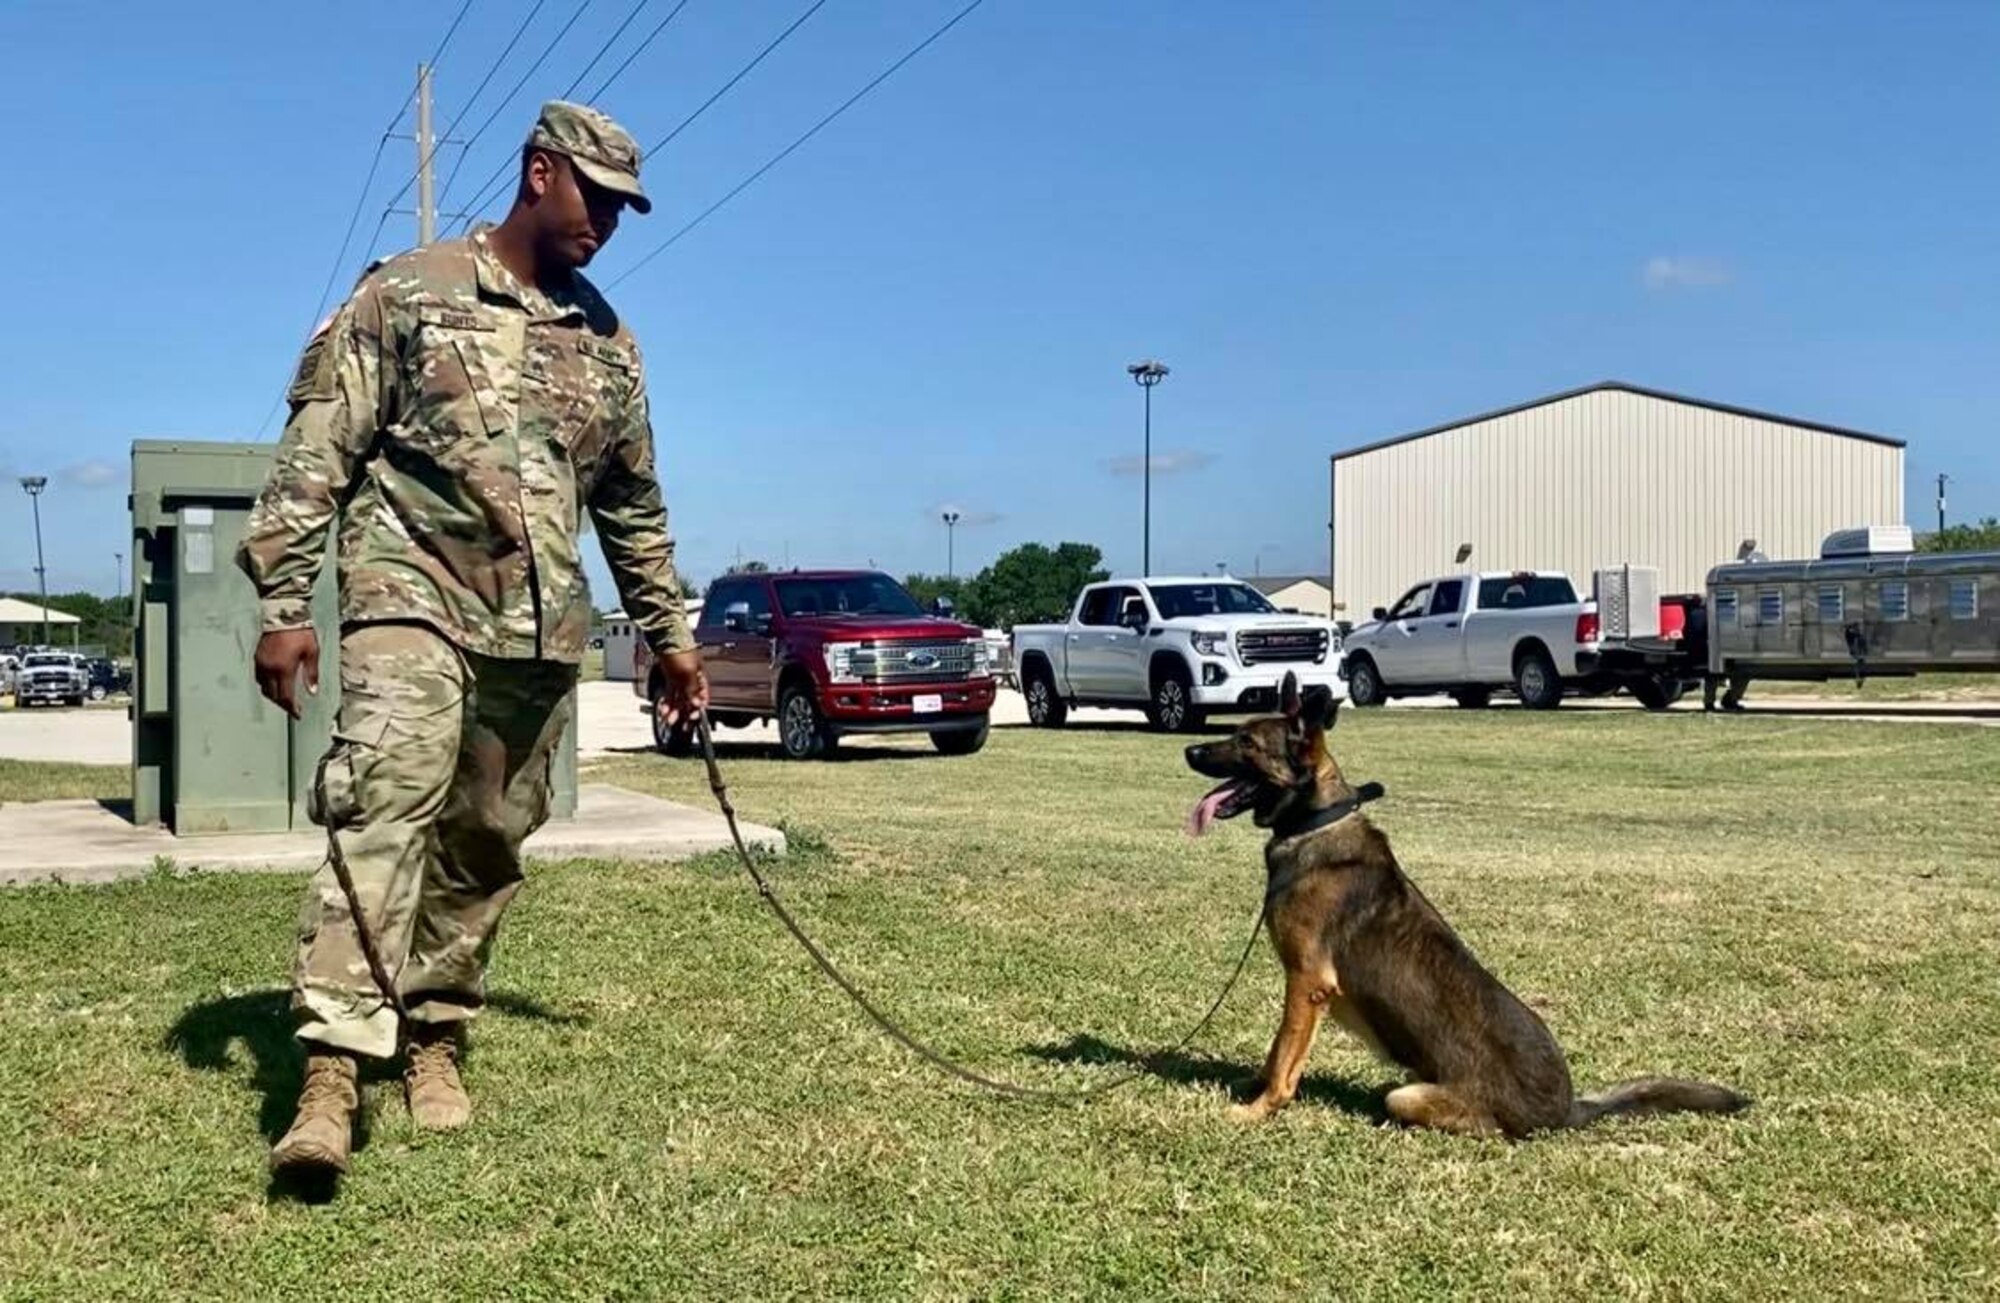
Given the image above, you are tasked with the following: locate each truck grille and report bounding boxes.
[850,640,979,684]
[1236,629,1329,666]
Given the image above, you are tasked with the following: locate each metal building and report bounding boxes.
[1329,381,1906,613]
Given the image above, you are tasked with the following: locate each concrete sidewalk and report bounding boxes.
[0,783,784,887]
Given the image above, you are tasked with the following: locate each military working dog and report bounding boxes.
[1184,672,1749,1137]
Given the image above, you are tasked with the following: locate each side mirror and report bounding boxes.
[1121,604,1149,631]
[723,601,753,634]
[931,596,956,618]
[1371,606,1388,622]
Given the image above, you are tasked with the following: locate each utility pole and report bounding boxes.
[114,551,124,599]
[1936,473,1949,535]
[416,63,437,245]
[19,477,49,646]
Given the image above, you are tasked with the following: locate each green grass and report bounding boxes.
[0,758,126,805]
[3,713,1998,1298]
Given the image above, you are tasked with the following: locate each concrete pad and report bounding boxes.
[0,783,784,887]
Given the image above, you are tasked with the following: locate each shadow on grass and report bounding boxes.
[600,741,943,763]
[163,987,589,1200]
[1027,1033,1388,1120]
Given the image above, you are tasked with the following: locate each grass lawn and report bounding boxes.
[0,757,126,805]
[1752,671,2000,701]
[2,712,1997,1298]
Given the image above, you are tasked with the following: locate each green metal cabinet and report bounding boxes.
[130,439,577,834]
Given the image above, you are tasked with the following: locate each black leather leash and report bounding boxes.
[693,710,1269,1102]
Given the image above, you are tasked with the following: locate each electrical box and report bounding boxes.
[130,439,577,834]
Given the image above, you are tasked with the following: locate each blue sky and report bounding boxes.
[2,0,1995,598]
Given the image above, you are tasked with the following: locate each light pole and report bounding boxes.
[19,476,49,647]
[1127,359,1170,575]
[941,509,961,579]
[115,551,124,598]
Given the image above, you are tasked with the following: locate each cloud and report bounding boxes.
[1642,255,1731,291]
[1105,450,1215,477]
[59,459,124,489]
[930,503,1004,527]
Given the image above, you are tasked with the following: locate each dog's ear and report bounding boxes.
[1300,684,1339,733]
[1280,672,1302,723]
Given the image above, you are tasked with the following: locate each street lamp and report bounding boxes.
[941,509,961,579]
[19,476,49,647]
[1126,359,1170,575]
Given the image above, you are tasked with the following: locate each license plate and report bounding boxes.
[913,694,943,715]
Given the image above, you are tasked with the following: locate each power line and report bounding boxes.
[560,0,653,99]
[607,0,986,291]
[254,2,481,437]
[392,0,553,216]
[435,0,597,209]
[445,0,702,233]
[582,0,692,101]
[646,0,826,154]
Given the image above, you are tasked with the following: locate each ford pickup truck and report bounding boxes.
[635,569,996,759]
[1010,577,1345,731]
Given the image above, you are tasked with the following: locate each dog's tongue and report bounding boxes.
[1187,782,1237,838]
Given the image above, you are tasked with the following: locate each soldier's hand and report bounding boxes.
[659,649,709,717]
[253,628,321,720]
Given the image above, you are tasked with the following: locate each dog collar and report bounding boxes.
[1278,781,1385,840]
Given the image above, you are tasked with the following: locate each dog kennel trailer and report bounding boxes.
[1705,528,2000,687]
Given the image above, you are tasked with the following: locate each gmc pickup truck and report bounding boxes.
[635,569,996,759]
[1011,577,1345,732]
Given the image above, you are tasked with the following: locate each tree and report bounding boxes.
[677,574,701,600]
[902,573,967,611]
[737,559,771,574]
[1919,517,2000,554]
[959,542,1108,629]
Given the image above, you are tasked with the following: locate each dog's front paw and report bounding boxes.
[1228,1098,1276,1124]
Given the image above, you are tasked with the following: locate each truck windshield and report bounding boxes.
[1476,576,1577,609]
[1147,583,1277,619]
[24,655,67,667]
[774,574,925,619]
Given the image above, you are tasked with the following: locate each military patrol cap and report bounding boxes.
[528,101,652,214]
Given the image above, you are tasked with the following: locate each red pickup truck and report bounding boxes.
[635,569,997,759]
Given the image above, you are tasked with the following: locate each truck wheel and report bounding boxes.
[932,720,990,756]
[1514,648,1564,710]
[649,693,695,757]
[1346,657,1387,708]
[778,684,833,760]
[1452,687,1491,710]
[1147,667,1205,733]
[87,684,107,702]
[1630,674,1684,712]
[1024,665,1067,728]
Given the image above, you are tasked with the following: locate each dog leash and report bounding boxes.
[694,710,1269,1102]
[313,752,411,1024]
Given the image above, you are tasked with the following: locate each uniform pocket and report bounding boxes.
[404,306,512,451]
[307,737,365,830]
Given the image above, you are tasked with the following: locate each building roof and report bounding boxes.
[0,597,82,625]
[1332,380,1907,463]
[1246,575,1329,595]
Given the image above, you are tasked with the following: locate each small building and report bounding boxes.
[0,596,83,650]
[1248,575,1338,618]
[1330,381,1906,616]
[597,602,703,682]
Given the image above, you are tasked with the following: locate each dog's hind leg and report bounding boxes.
[1230,972,1326,1122]
[1384,1083,1503,1138]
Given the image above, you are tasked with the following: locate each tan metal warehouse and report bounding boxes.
[1329,381,1906,615]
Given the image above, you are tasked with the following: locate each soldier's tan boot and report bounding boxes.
[405,1025,472,1131]
[270,1052,360,1175]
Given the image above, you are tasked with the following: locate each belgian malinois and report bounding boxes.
[1184,672,1750,1137]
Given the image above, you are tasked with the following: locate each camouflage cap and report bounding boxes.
[528,101,651,214]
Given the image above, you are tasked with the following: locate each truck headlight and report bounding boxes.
[963,637,992,676]
[1191,630,1228,657]
[824,641,862,684]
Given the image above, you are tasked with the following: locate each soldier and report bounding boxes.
[237,101,708,1180]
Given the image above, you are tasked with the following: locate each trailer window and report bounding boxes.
[1880,581,1909,622]
[1714,588,1738,626]
[1817,586,1844,623]
[1757,590,1783,624]
[1949,579,1978,621]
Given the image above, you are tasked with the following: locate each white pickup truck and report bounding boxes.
[1011,577,1346,731]
[1339,570,1604,710]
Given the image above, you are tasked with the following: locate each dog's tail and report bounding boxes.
[1567,1077,1752,1129]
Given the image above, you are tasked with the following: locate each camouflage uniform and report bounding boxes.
[238,102,691,1060]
